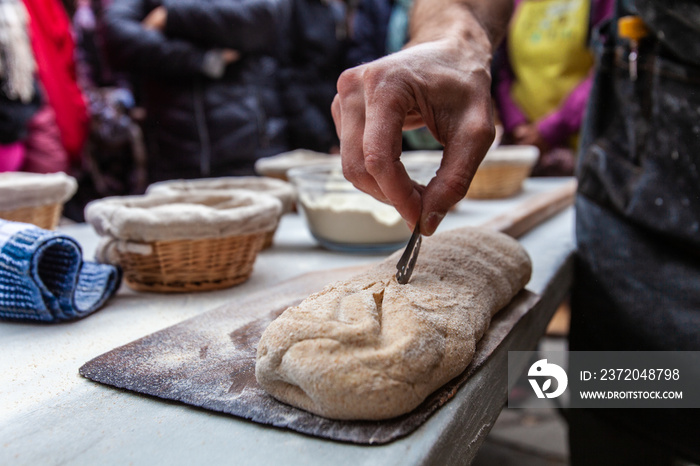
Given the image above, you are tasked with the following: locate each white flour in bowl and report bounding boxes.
[299,192,410,245]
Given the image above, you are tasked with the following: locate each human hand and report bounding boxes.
[221,49,241,65]
[142,6,167,31]
[512,123,550,154]
[201,49,240,79]
[332,36,495,235]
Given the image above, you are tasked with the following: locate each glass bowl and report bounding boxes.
[288,161,438,253]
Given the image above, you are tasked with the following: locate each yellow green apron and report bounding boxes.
[509,0,593,129]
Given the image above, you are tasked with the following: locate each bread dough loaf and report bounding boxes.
[255,227,532,420]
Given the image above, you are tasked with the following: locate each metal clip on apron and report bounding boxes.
[617,15,649,81]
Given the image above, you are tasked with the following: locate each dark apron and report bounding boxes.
[569,0,700,462]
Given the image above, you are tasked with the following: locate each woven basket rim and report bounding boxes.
[0,172,77,210]
[466,163,532,199]
[479,145,539,168]
[255,149,340,179]
[147,177,296,213]
[86,191,282,242]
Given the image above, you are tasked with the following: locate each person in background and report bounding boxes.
[21,0,90,174]
[332,0,699,464]
[345,0,391,68]
[346,0,442,151]
[0,0,41,172]
[493,0,612,176]
[103,0,289,184]
[73,0,125,89]
[62,0,148,222]
[280,0,353,154]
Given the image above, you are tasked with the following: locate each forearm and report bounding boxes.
[408,0,512,53]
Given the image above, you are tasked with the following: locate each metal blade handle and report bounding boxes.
[396,223,422,285]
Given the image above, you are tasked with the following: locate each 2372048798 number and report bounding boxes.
[599,368,680,381]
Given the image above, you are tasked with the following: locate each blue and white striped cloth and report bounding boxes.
[0,219,121,322]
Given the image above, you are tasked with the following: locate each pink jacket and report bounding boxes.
[0,143,25,172]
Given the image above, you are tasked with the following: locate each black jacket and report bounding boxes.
[346,0,392,67]
[279,0,349,153]
[104,0,289,182]
[0,80,41,144]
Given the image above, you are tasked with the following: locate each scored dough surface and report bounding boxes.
[255,227,532,420]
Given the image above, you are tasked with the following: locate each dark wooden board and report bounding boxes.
[79,184,577,445]
[80,264,539,445]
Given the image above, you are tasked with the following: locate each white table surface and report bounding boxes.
[0,177,576,465]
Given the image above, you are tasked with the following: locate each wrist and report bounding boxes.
[405,5,494,76]
[407,0,507,53]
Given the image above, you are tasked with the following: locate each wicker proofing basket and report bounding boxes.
[0,202,63,230]
[254,149,340,181]
[0,172,77,229]
[86,191,281,293]
[118,232,266,293]
[466,145,539,199]
[146,177,296,250]
[261,228,276,249]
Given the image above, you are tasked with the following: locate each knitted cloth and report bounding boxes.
[0,219,121,322]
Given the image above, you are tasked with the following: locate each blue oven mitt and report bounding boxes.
[0,219,122,322]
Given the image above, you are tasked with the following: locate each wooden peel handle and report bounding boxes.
[477,179,578,238]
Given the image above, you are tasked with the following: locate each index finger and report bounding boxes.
[362,78,423,228]
[334,68,387,203]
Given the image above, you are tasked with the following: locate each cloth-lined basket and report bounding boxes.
[466,145,539,199]
[85,191,282,293]
[254,149,340,181]
[0,172,78,229]
[147,176,296,249]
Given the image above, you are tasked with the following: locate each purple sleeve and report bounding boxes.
[592,0,614,26]
[536,74,593,147]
